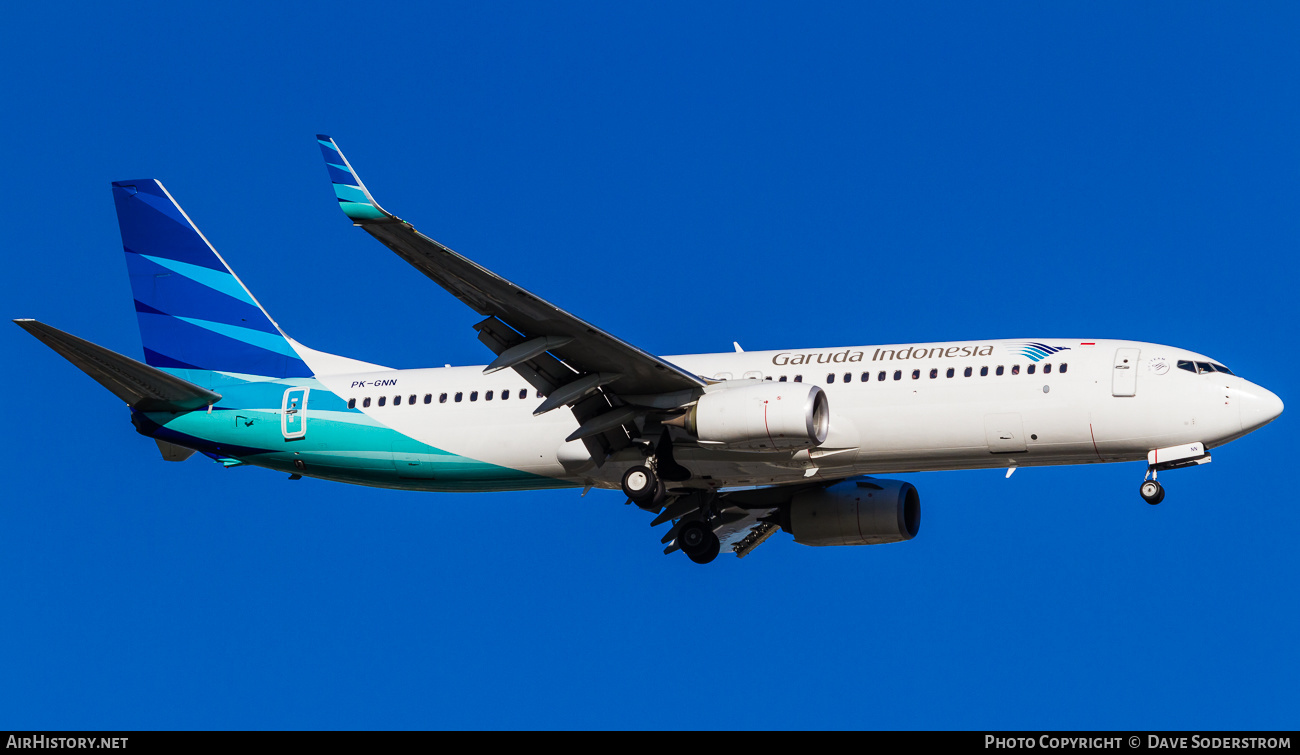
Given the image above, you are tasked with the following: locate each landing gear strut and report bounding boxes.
[677,520,721,564]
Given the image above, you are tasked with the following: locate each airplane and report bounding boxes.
[14,135,1284,564]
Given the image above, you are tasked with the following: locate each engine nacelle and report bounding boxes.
[786,479,920,546]
[678,382,829,452]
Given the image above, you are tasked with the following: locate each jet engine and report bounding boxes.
[671,382,829,452]
[783,479,920,546]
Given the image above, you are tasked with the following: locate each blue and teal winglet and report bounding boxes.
[317,135,396,223]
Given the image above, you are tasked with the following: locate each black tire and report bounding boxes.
[622,465,658,502]
[687,532,721,564]
[677,520,710,553]
[1140,480,1164,505]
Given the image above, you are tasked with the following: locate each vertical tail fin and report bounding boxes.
[112,180,312,378]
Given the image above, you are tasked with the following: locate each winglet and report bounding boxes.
[317,135,396,223]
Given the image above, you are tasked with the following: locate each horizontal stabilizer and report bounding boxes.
[14,320,222,411]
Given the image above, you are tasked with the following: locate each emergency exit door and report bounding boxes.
[1112,348,1140,397]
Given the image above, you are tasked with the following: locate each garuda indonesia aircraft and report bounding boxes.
[16,136,1284,564]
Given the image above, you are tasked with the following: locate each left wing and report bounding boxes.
[317,136,708,456]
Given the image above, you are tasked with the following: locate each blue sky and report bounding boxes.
[2,2,1297,729]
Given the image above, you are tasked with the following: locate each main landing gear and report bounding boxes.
[622,434,719,564]
[621,465,663,506]
[676,520,721,564]
[623,462,721,563]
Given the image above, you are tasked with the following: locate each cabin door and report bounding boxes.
[1112,348,1140,397]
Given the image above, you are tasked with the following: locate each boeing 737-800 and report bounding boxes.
[15,136,1284,564]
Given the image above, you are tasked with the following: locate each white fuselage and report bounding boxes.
[308,338,1280,491]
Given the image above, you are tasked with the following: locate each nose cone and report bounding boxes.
[1240,384,1284,432]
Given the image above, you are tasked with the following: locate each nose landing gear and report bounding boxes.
[1139,478,1165,505]
[1138,442,1211,505]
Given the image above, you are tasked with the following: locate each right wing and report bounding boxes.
[317,136,709,456]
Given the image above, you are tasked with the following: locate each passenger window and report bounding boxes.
[347,398,356,409]
[1012,364,1020,375]
[878,371,886,381]
[409,394,417,405]
[930,368,938,379]
[779,376,788,382]
[893,370,902,381]
[363,397,371,408]
[486,390,494,400]
[1178,360,1196,373]
[946,368,955,378]
[996,365,1004,376]
[470,391,479,402]
[980,366,988,377]
[964,367,972,377]
[520,389,528,399]
[455,392,463,402]
[827,373,835,384]
[502,390,510,400]
[1027,364,1036,375]
[1043,364,1052,374]
[393,395,401,406]
[378,396,386,407]
[424,394,432,404]
[794,375,802,382]
[440,393,448,404]
[1059,363,1068,374]
[765,376,772,381]
[861,372,870,382]
[844,373,852,383]
[912,369,920,380]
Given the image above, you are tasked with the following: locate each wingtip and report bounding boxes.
[316,134,393,223]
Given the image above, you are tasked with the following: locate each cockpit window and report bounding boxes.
[1180,359,1234,376]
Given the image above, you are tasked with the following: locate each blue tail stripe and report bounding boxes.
[137,253,256,305]
[124,253,280,335]
[142,347,204,370]
[116,210,227,274]
[136,313,309,377]
[174,317,303,358]
[114,178,312,378]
